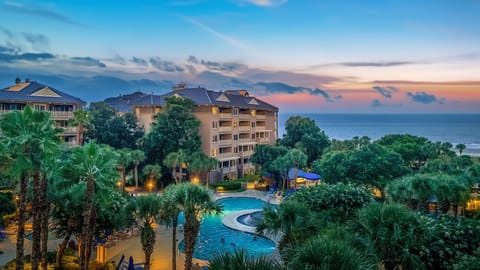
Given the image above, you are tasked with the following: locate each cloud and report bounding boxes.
[178,15,249,50]
[371,99,384,107]
[252,82,339,102]
[149,57,184,72]
[0,51,55,62]
[22,33,50,52]
[407,91,442,104]
[131,57,148,67]
[372,86,398,98]
[239,0,287,6]
[339,61,415,67]
[188,55,247,72]
[70,57,107,68]
[107,54,126,65]
[2,1,84,27]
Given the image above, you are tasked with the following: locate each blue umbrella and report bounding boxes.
[127,256,135,270]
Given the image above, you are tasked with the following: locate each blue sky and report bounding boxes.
[1,0,479,113]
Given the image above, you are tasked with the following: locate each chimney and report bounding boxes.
[172,82,186,91]
[15,77,21,84]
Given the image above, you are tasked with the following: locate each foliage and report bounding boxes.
[287,183,374,223]
[209,181,242,191]
[421,216,480,270]
[420,155,473,175]
[351,203,427,270]
[250,144,288,173]
[280,116,330,163]
[0,192,16,224]
[85,102,144,149]
[454,247,480,270]
[315,143,409,189]
[208,249,283,270]
[327,136,372,152]
[143,96,201,166]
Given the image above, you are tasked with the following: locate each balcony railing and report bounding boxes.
[59,127,78,134]
[219,113,232,119]
[50,111,74,118]
[238,126,250,131]
[219,126,232,132]
[256,114,266,119]
[256,138,270,144]
[219,139,233,145]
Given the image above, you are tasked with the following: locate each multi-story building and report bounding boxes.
[0,78,86,146]
[133,83,278,181]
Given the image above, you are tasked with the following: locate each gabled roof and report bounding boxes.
[0,81,85,104]
[134,87,278,111]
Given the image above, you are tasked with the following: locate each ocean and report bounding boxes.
[278,114,480,156]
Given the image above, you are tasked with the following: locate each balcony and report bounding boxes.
[256,114,266,120]
[221,166,238,174]
[219,113,232,119]
[50,111,74,120]
[256,126,266,131]
[238,113,251,120]
[256,137,271,144]
[238,126,250,131]
[218,139,233,145]
[59,127,78,135]
[219,126,232,132]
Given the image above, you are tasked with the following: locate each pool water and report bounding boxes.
[178,197,276,260]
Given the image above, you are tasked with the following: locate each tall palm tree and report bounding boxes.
[130,150,145,194]
[158,185,182,270]
[187,151,218,186]
[164,150,187,184]
[456,143,466,155]
[174,183,222,270]
[116,148,132,192]
[127,194,161,270]
[69,142,118,270]
[285,148,307,190]
[142,164,162,191]
[0,106,60,270]
[69,108,89,146]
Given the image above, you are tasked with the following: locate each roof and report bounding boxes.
[133,87,278,111]
[288,168,321,181]
[0,81,85,105]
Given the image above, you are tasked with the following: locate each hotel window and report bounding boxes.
[234,134,238,141]
[34,104,46,111]
[251,133,256,139]
[251,122,256,127]
[251,109,256,117]
[212,106,219,115]
[233,108,239,115]
[233,121,237,128]
[212,135,218,142]
[212,148,217,156]
[212,121,218,128]
[234,147,238,153]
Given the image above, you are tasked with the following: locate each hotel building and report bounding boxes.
[133,83,279,181]
[0,78,86,145]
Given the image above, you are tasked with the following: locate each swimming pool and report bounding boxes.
[178,197,276,260]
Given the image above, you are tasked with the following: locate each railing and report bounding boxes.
[216,152,239,160]
[256,114,266,119]
[219,126,232,132]
[256,138,271,144]
[238,113,251,119]
[256,126,266,131]
[59,127,78,134]
[221,166,237,173]
[218,139,233,145]
[238,126,251,131]
[49,111,74,118]
[219,113,232,119]
[238,138,252,144]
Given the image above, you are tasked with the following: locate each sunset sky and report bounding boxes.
[1,0,479,113]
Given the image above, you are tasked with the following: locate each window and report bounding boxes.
[234,147,238,153]
[251,133,256,139]
[212,121,218,128]
[212,149,217,156]
[212,106,218,115]
[212,135,218,142]
[233,121,237,128]
[34,104,46,111]
[234,134,238,141]
[251,109,256,117]
[233,108,239,115]
[251,122,256,127]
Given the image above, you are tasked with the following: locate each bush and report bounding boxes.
[210,181,242,192]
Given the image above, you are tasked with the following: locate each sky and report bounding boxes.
[0,0,479,113]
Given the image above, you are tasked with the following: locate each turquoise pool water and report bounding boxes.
[178,197,276,260]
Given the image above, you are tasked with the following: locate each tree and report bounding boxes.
[173,183,222,270]
[0,106,61,270]
[250,144,288,173]
[67,142,118,270]
[188,151,218,186]
[285,148,307,190]
[127,195,161,270]
[131,149,145,194]
[351,203,426,270]
[164,150,187,184]
[116,148,132,192]
[142,164,162,191]
[208,249,282,270]
[158,185,183,270]
[280,116,330,163]
[143,96,201,165]
[69,108,89,146]
[456,143,466,155]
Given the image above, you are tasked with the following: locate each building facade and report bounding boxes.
[0,78,86,146]
[133,84,278,181]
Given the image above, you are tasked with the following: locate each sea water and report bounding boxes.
[278,114,480,156]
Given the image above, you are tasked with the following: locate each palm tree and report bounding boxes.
[69,142,118,270]
[116,148,132,192]
[456,143,466,155]
[174,183,222,270]
[351,203,426,270]
[285,148,307,190]
[142,164,162,191]
[0,106,61,270]
[127,194,161,270]
[69,109,90,146]
[130,150,145,194]
[208,249,282,270]
[164,150,187,184]
[187,151,218,187]
[158,185,182,270]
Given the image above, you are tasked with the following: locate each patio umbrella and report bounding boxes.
[127,256,135,270]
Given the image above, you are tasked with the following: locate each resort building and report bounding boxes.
[133,83,279,181]
[0,78,86,146]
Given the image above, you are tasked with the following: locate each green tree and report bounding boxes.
[208,249,282,270]
[250,144,288,173]
[116,148,132,192]
[131,149,146,194]
[142,164,162,191]
[0,106,61,270]
[351,203,426,270]
[285,148,307,190]
[143,96,201,165]
[456,143,466,155]
[188,151,218,186]
[127,194,161,270]
[280,116,330,163]
[67,142,118,270]
[158,185,182,270]
[164,150,187,184]
[69,108,90,146]
[174,183,222,270]
[0,192,16,225]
